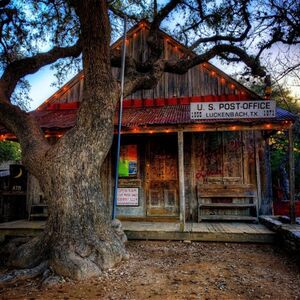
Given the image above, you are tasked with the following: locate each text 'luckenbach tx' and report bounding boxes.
[190,101,276,120]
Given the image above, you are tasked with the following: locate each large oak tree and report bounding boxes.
[0,0,299,281]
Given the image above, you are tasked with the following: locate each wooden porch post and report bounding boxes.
[255,132,262,218]
[178,131,185,231]
[289,126,296,224]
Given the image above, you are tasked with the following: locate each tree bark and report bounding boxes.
[7,116,128,279]
[4,0,128,280]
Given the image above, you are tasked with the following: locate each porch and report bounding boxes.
[0,219,275,244]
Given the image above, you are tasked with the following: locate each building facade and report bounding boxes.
[1,21,295,224]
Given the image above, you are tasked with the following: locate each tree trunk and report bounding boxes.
[5,0,129,280]
[42,0,127,279]
[44,160,128,280]
[43,100,128,279]
[8,91,128,279]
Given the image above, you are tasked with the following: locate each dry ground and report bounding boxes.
[1,241,300,300]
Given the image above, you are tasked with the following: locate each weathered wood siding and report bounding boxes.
[115,135,146,217]
[33,24,270,222]
[45,26,251,107]
[27,130,267,222]
[115,134,179,219]
[258,135,273,215]
[184,131,258,220]
[112,130,263,221]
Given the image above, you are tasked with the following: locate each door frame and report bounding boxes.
[145,134,180,217]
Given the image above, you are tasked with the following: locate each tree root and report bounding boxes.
[0,219,129,282]
[112,218,128,244]
[0,237,31,266]
[6,236,46,269]
[50,236,128,279]
[0,261,48,288]
[41,274,63,287]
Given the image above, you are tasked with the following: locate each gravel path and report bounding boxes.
[1,241,300,299]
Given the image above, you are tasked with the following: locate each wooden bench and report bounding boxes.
[197,184,258,222]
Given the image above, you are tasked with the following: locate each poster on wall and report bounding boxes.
[118,145,137,177]
[117,187,139,206]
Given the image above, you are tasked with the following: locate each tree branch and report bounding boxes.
[108,5,140,22]
[164,44,266,76]
[152,0,182,28]
[1,39,82,99]
[0,32,82,176]
[189,2,251,50]
[145,1,183,66]
[274,61,300,83]
[0,101,50,177]
[123,42,267,95]
[124,60,165,97]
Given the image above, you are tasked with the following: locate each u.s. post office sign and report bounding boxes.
[190,100,276,120]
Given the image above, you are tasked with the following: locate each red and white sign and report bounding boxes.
[117,188,139,206]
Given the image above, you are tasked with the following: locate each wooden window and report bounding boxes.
[165,189,177,207]
[207,132,242,184]
[149,190,160,207]
[195,132,243,184]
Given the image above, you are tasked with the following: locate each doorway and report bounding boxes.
[146,135,179,216]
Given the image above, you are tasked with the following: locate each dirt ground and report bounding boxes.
[1,241,300,300]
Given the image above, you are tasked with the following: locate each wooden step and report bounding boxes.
[198,193,256,198]
[28,216,48,221]
[31,204,48,207]
[199,203,256,208]
[0,220,275,244]
[199,215,258,222]
[28,204,48,221]
[29,213,48,218]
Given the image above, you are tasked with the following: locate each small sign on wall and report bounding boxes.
[117,188,139,206]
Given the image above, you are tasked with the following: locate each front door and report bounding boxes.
[146,135,179,216]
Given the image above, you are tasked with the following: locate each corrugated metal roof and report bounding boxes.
[276,107,297,122]
[120,105,297,127]
[31,109,77,129]
[34,105,297,129]
[0,104,297,135]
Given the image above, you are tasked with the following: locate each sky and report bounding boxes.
[27,66,58,109]
[26,65,78,110]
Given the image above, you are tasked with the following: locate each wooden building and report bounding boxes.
[0,21,296,224]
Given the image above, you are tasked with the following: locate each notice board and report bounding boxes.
[117,187,139,206]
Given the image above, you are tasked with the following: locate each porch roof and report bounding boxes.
[0,99,296,135]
